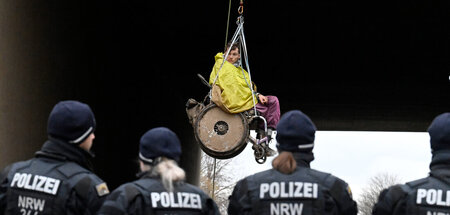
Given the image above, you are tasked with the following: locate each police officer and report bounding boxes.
[372,112,450,215]
[97,127,220,215]
[0,100,109,215]
[228,110,358,215]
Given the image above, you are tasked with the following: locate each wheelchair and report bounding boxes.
[186,74,275,164]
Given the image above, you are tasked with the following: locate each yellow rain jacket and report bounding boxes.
[209,52,258,113]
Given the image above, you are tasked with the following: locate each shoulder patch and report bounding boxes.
[96,182,110,197]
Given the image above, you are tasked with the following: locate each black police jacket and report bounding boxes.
[97,172,220,215]
[0,139,109,215]
[228,152,357,215]
[372,150,450,215]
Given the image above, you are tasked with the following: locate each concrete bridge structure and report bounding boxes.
[1,0,449,189]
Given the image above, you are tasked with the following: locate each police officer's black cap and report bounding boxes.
[139,127,182,164]
[428,112,450,153]
[47,100,96,145]
[276,110,316,153]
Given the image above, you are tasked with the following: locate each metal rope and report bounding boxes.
[212,0,232,201]
[212,158,217,200]
[225,0,232,47]
[238,19,258,116]
[210,13,258,118]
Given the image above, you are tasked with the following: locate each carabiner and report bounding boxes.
[238,0,244,15]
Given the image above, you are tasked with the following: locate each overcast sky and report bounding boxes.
[225,131,431,201]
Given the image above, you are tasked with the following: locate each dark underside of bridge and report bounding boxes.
[1,0,449,189]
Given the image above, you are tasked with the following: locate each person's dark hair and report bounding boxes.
[272,151,297,174]
[224,41,240,53]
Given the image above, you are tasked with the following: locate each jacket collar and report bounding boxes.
[429,150,450,180]
[292,151,315,168]
[136,171,150,179]
[136,169,159,179]
[35,138,95,171]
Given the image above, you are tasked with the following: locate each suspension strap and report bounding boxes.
[238,19,258,116]
[210,0,258,117]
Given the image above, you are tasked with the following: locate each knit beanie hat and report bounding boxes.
[139,127,182,164]
[276,110,316,152]
[428,112,450,153]
[47,100,96,145]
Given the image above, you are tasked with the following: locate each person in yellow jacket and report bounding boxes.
[209,42,280,134]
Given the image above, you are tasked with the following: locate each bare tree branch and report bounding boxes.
[199,152,235,215]
[357,172,402,215]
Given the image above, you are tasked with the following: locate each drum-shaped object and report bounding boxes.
[194,104,249,159]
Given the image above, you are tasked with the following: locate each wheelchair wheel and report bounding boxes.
[194,104,249,159]
[253,144,266,164]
